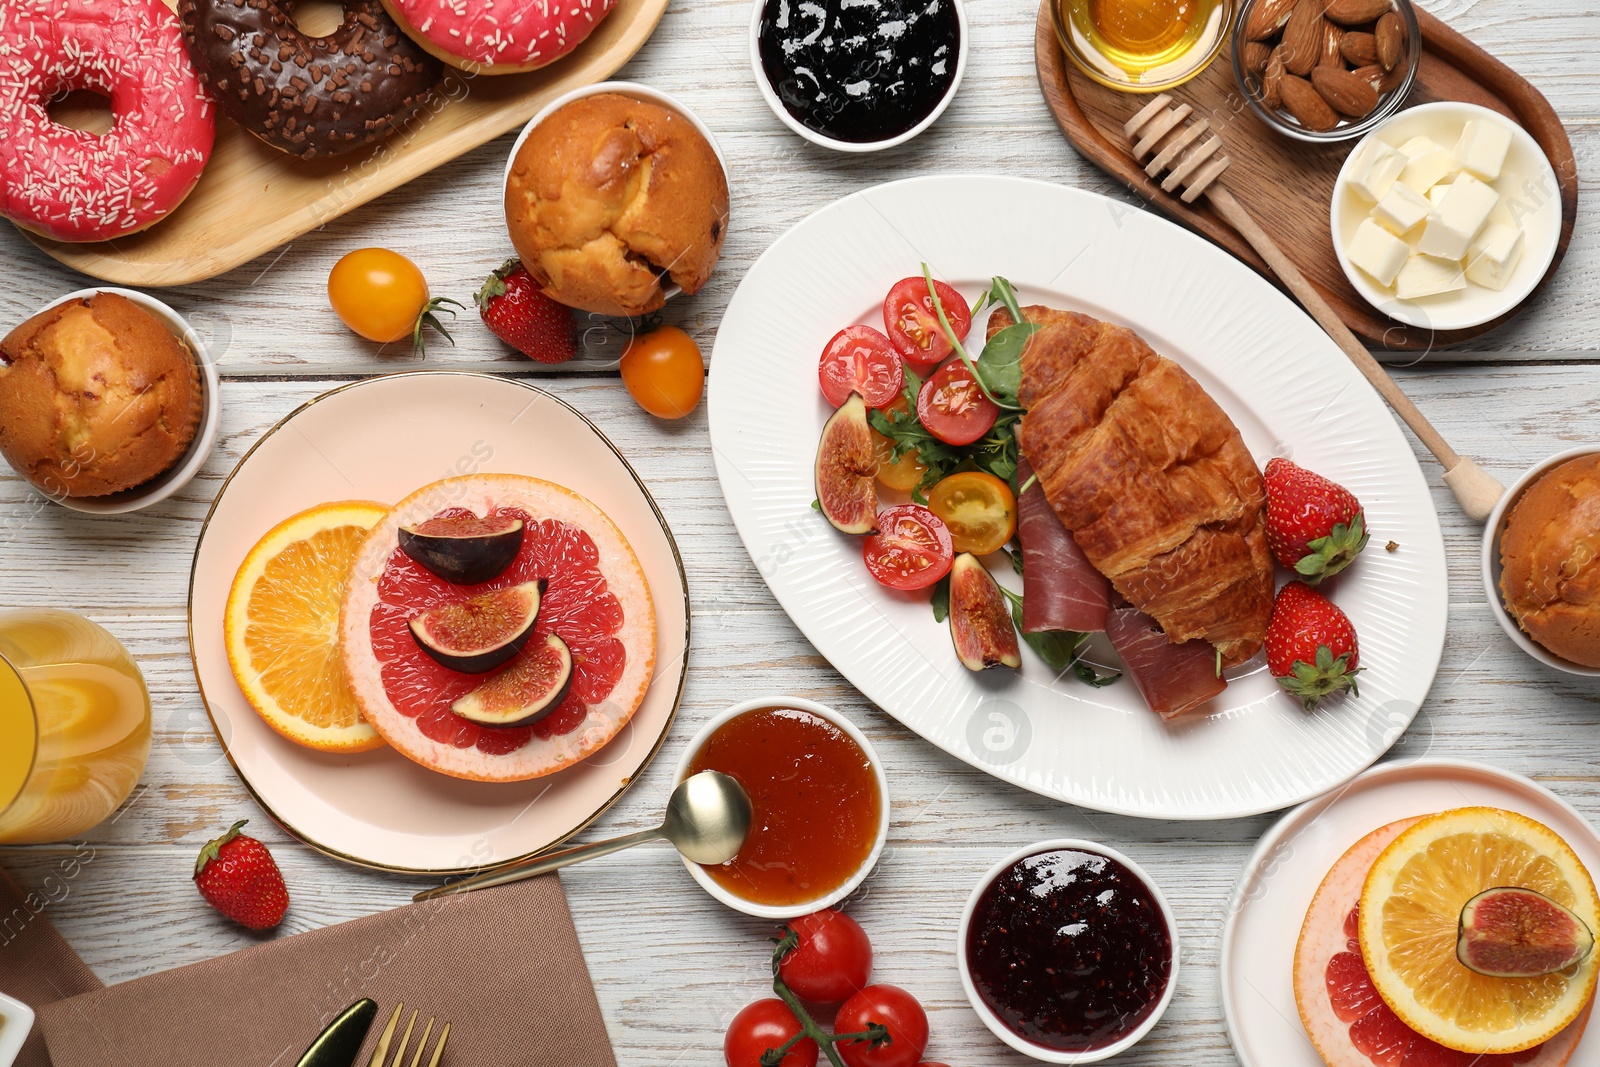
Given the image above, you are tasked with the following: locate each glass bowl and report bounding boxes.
[1053,0,1237,93]
[1232,0,1420,142]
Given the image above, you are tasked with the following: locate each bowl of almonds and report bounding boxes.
[1232,0,1420,142]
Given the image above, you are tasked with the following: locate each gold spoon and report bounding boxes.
[1123,94,1506,523]
[413,770,753,901]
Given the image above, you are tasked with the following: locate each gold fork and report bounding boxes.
[367,1004,451,1067]
[1123,94,1506,523]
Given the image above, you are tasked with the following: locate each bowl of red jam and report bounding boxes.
[675,697,889,918]
[958,840,1179,1063]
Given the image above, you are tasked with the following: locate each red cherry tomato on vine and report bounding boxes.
[819,326,905,409]
[834,985,929,1067]
[620,325,705,419]
[779,909,874,1004]
[862,505,953,591]
[882,277,971,371]
[724,999,817,1067]
[917,360,998,447]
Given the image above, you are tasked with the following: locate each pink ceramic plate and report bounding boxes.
[1221,758,1600,1066]
[187,372,688,873]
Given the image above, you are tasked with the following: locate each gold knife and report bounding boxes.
[295,999,378,1067]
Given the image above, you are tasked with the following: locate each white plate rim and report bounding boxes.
[1218,756,1600,1067]
[706,173,1448,821]
[185,371,690,874]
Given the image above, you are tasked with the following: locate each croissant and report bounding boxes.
[1000,305,1273,667]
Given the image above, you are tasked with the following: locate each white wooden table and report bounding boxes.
[3,1,1598,1063]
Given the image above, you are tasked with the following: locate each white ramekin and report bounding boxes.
[1481,445,1600,677]
[957,839,1180,1063]
[23,287,221,515]
[747,0,968,153]
[0,989,35,1067]
[1329,101,1562,332]
[673,695,890,919]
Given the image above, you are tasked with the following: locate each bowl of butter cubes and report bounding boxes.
[1330,100,1563,332]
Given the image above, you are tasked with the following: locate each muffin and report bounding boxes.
[505,93,729,318]
[0,293,201,498]
[1498,453,1600,667]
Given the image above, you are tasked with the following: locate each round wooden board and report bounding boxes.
[1033,1,1578,351]
[20,0,670,287]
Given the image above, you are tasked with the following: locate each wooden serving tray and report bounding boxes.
[25,0,669,286]
[1035,1,1577,350]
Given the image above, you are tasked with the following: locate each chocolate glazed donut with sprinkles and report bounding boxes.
[0,0,215,243]
[179,0,441,159]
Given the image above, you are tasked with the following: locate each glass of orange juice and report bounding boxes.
[0,609,151,845]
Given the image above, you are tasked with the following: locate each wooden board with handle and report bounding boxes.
[22,0,669,287]
[1034,0,1577,351]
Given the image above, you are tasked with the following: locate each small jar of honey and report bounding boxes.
[1053,0,1236,92]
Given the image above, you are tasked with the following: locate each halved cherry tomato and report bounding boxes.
[862,506,953,591]
[820,326,905,409]
[778,910,873,1005]
[917,360,998,446]
[872,430,927,492]
[834,985,929,1067]
[883,277,971,371]
[928,471,1016,555]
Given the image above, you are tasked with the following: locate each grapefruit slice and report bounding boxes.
[341,475,655,782]
[224,500,392,753]
[1295,817,1592,1067]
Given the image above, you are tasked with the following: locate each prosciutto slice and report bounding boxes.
[1105,605,1227,720]
[1016,455,1110,633]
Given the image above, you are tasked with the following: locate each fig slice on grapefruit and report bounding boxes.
[342,474,656,783]
[399,510,525,585]
[451,634,573,728]
[1294,817,1592,1067]
[408,580,543,674]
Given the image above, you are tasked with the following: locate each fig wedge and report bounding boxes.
[949,553,1021,671]
[816,393,879,535]
[399,510,525,585]
[451,634,574,728]
[1457,886,1596,978]
[409,580,543,674]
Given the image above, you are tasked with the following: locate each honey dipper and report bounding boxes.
[1124,94,1505,523]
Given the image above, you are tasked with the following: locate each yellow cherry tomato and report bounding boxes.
[328,248,457,351]
[928,471,1017,555]
[620,326,704,419]
[872,429,927,491]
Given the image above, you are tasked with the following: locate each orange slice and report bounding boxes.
[224,501,391,753]
[1359,806,1600,1055]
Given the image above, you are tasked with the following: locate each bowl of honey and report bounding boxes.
[1052,0,1236,92]
[675,697,889,919]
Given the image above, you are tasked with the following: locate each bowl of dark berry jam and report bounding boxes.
[749,0,968,152]
[958,840,1178,1063]
[676,696,889,918]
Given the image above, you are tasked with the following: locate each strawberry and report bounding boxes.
[1266,581,1362,711]
[474,259,576,364]
[1264,457,1370,582]
[193,820,288,930]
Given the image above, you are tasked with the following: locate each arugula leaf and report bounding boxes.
[975,322,1036,408]
[931,576,950,623]
[1074,663,1122,688]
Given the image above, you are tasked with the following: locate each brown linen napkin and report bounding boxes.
[38,875,615,1067]
[0,865,105,1067]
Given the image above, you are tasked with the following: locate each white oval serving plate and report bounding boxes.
[706,174,1447,821]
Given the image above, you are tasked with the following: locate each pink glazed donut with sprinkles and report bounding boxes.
[0,0,214,243]
[381,0,617,74]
